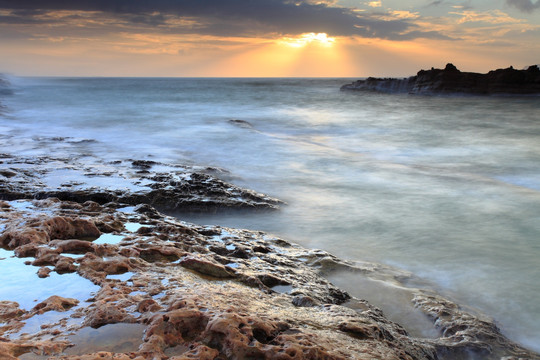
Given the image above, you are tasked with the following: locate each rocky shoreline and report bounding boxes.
[341,63,540,95]
[1,152,540,359]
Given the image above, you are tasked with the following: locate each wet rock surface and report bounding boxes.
[341,63,540,95]
[0,154,283,212]
[0,198,538,359]
[0,147,538,359]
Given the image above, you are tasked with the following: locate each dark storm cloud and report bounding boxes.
[0,0,452,40]
[506,0,540,12]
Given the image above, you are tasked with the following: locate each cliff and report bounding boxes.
[341,63,540,95]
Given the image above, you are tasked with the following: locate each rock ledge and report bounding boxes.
[341,63,540,95]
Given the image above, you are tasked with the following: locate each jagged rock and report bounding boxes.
[49,352,145,360]
[0,197,538,359]
[79,254,133,277]
[179,255,236,278]
[32,296,79,314]
[37,267,52,278]
[0,170,16,178]
[82,302,135,329]
[137,246,184,263]
[41,217,101,241]
[0,156,283,212]
[136,299,161,313]
[50,239,95,254]
[54,256,77,273]
[341,63,540,95]
[0,301,25,322]
[0,228,49,249]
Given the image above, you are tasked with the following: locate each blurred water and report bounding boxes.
[1,77,539,351]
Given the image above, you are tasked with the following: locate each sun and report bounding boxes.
[280,32,336,48]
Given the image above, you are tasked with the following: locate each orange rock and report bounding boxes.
[32,296,79,314]
[0,301,25,322]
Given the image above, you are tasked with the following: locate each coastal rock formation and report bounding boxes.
[0,153,283,211]
[341,63,540,95]
[1,196,539,359]
[1,147,539,359]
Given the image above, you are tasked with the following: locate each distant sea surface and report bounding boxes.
[1,77,539,351]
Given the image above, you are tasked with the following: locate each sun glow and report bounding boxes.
[280,32,336,48]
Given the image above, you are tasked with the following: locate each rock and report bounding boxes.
[0,155,283,212]
[0,341,33,360]
[0,197,538,360]
[41,217,101,241]
[179,255,236,279]
[228,119,254,129]
[292,295,317,307]
[32,296,79,314]
[54,256,77,273]
[0,170,16,178]
[341,63,540,95]
[13,243,41,258]
[0,301,25,322]
[413,293,539,358]
[136,299,162,313]
[50,239,95,254]
[37,267,52,278]
[48,352,145,360]
[137,246,184,263]
[0,228,49,249]
[79,254,133,276]
[173,344,220,360]
[82,302,135,328]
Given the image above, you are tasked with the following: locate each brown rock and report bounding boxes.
[13,243,41,258]
[179,256,236,279]
[50,239,95,254]
[83,302,135,328]
[37,266,52,278]
[0,341,33,360]
[145,308,207,346]
[174,345,219,360]
[48,352,145,360]
[79,254,132,275]
[32,253,60,266]
[41,216,101,240]
[54,256,77,273]
[138,246,184,263]
[32,296,79,314]
[0,228,49,249]
[94,214,125,233]
[0,301,25,322]
[136,299,161,313]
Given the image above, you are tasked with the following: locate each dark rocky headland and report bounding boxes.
[341,63,540,95]
[1,149,539,360]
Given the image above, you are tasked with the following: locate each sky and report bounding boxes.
[0,0,539,77]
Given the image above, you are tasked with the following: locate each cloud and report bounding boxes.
[506,0,540,12]
[0,0,450,41]
[426,0,445,6]
[451,10,525,24]
[367,1,382,7]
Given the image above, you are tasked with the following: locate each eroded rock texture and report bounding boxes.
[0,198,538,360]
[0,155,283,212]
[341,63,540,95]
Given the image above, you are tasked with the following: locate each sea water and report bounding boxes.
[1,77,539,351]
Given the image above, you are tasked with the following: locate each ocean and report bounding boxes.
[1,77,539,352]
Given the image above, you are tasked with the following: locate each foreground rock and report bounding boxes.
[0,153,282,211]
[1,199,538,359]
[341,63,540,95]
